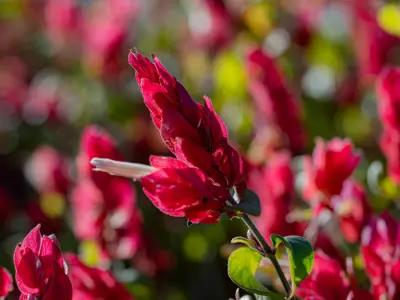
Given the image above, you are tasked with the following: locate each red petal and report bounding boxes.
[42,264,72,300]
[15,248,44,295]
[14,225,42,267]
[0,266,13,297]
[39,235,66,275]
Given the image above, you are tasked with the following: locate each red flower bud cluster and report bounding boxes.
[246,49,305,155]
[127,50,245,224]
[14,225,72,300]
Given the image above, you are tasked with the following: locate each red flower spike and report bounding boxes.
[304,138,360,200]
[14,224,72,300]
[65,254,134,300]
[250,152,296,239]
[377,68,400,184]
[141,156,230,224]
[246,48,305,154]
[0,266,13,297]
[297,252,372,300]
[73,125,143,262]
[128,50,244,189]
[361,213,400,299]
[331,180,371,243]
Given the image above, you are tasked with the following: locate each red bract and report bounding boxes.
[72,126,142,261]
[128,50,244,190]
[376,68,400,184]
[297,252,372,300]
[14,224,72,300]
[65,254,134,300]
[246,49,304,155]
[361,213,400,299]
[249,152,296,238]
[331,180,371,243]
[0,266,13,298]
[304,138,360,200]
[141,156,230,224]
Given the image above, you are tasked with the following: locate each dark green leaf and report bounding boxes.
[231,189,261,216]
[270,235,314,299]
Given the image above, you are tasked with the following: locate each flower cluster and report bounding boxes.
[72,125,142,262]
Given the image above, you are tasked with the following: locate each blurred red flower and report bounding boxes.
[377,67,400,184]
[72,125,142,261]
[297,251,373,300]
[246,48,304,155]
[14,224,72,300]
[361,213,400,299]
[249,152,296,238]
[128,50,244,190]
[65,254,134,300]
[331,180,371,244]
[0,266,13,298]
[26,146,71,195]
[304,138,360,200]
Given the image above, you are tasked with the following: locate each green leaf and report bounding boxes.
[231,237,258,249]
[231,189,261,216]
[270,235,314,299]
[228,247,283,299]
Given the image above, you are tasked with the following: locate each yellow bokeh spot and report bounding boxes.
[380,176,400,198]
[183,232,208,261]
[40,193,66,218]
[243,2,274,37]
[213,51,247,99]
[80,240,101,266]
[378,4,400,37]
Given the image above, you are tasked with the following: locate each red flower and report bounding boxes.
[0,266,13,298]
[77,125,123,189]
[141,156,230,224]
[304,138,360,200]
[65,254,134,300]
[25,146,71,195]
[246,49,304,154]
[72,126,142,261]
[249,152,296,238]
[377,68,400,184]
[14,224,72,300]
[351,3,400,84]
[361,213,400,299]
[331,180,371,243]
[187,0,235,51]
[128,50,244,190]
[297,252,372,300]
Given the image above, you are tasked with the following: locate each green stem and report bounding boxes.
[240,213,292,296]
